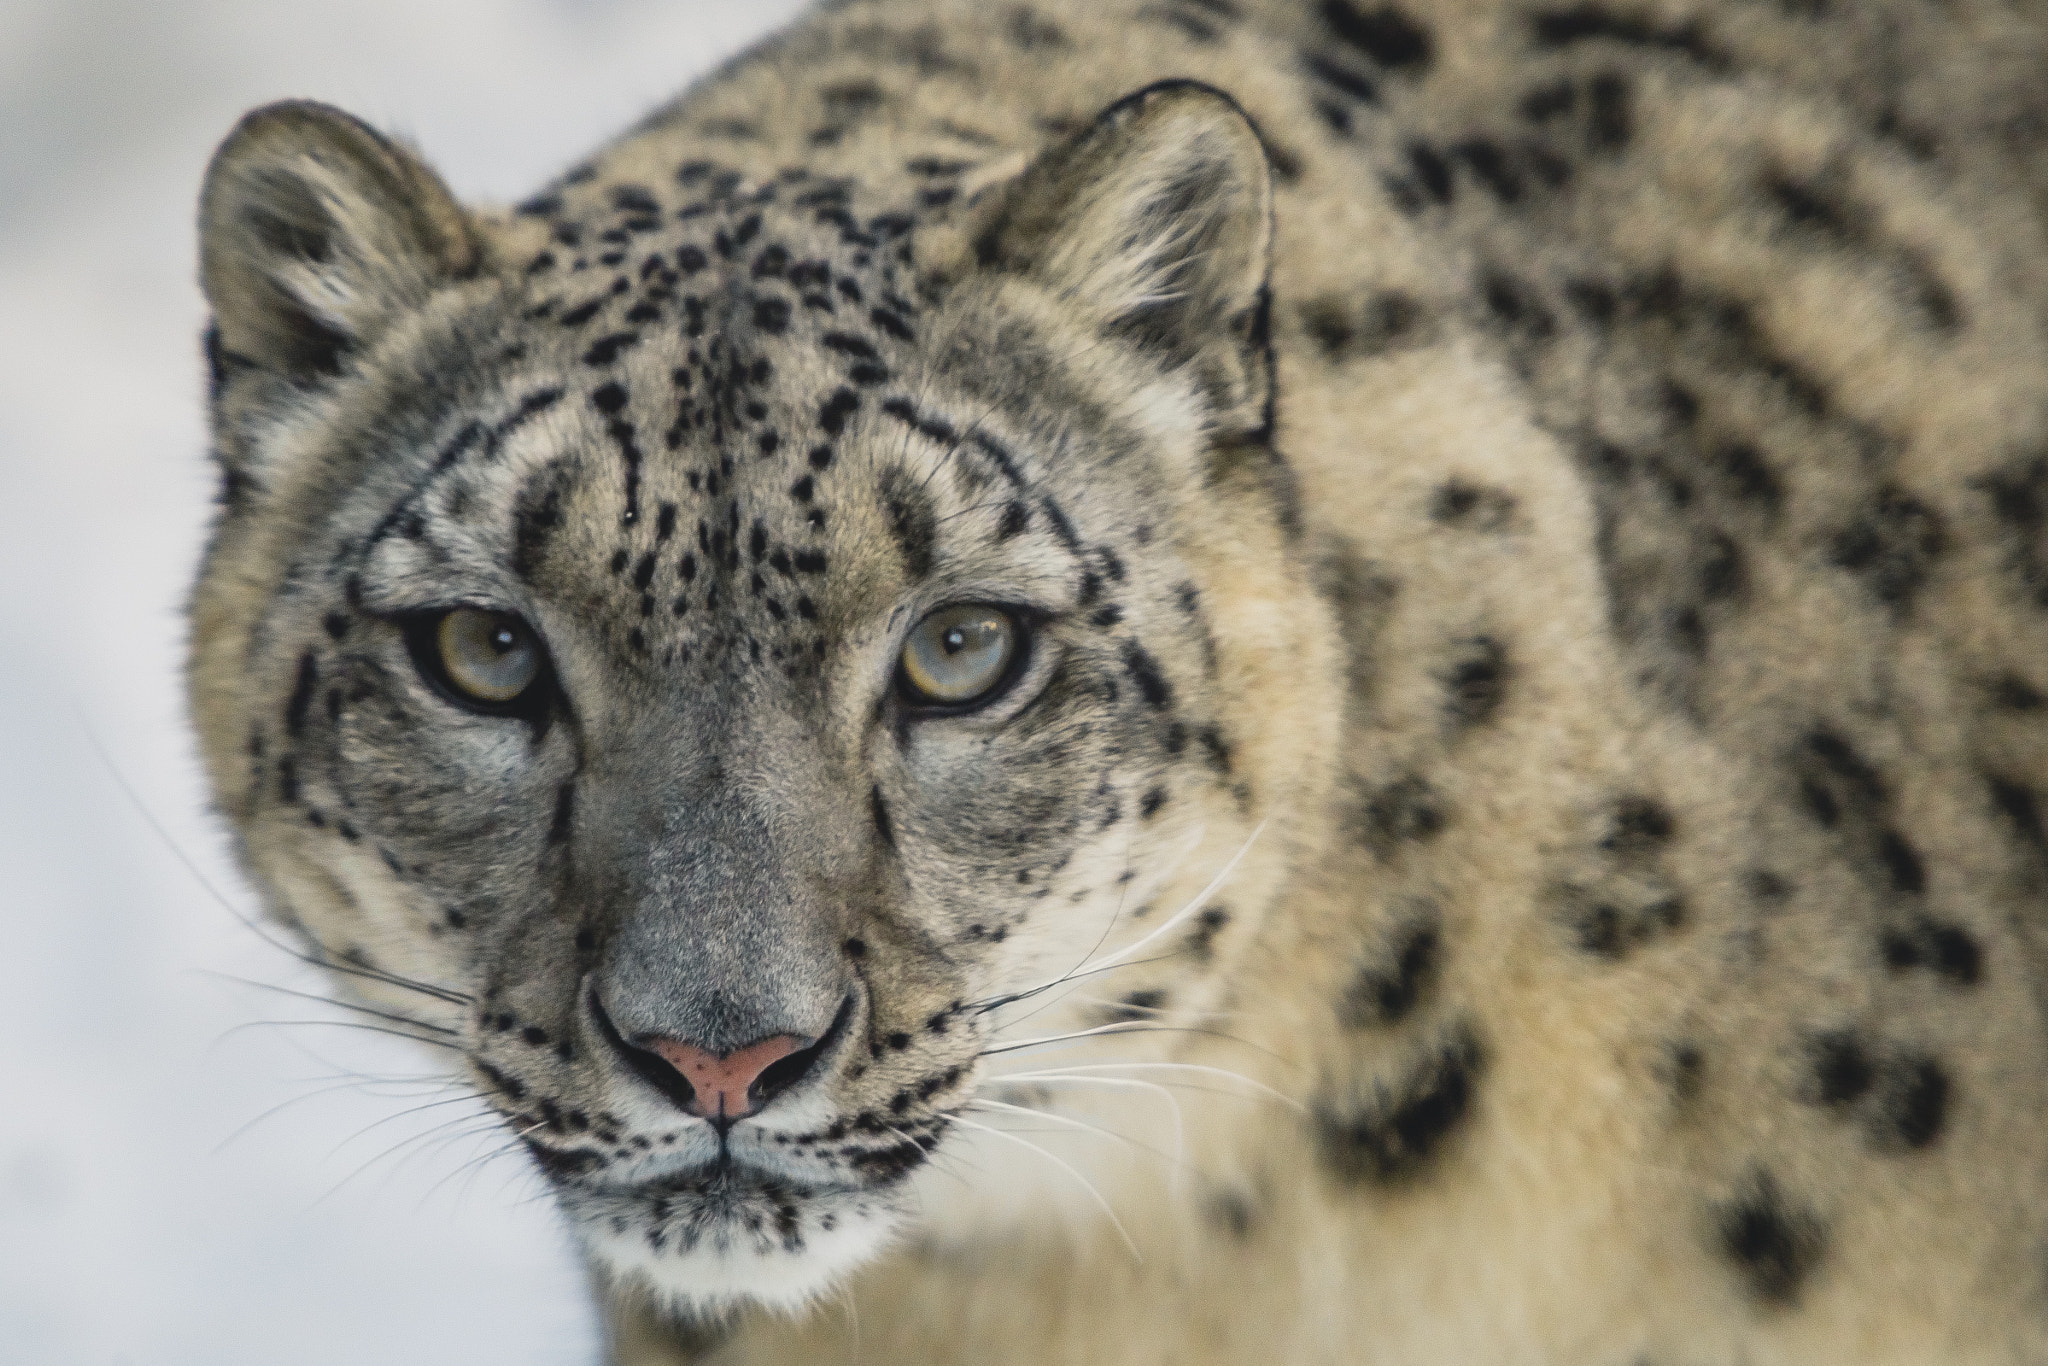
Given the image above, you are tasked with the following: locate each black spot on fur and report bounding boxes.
[1586,71,1632,149]
[1870,1054,1948,1151]
[1603,795,1675,855]
[284,652,318,737]
[1530,5,1729,70]
[1121,643,1173,710]
[1828,486,1947,610]
[881,470,937,580]
[1303,52,1380,105]
[1805,1030,1874,1107]
[1100,989,1168,1023]
[1206,1188,1258,1240]
[1321,0,1434,70]
[1442,636,1509,727]
[583,333,640,366]
[1714,1171,1824,1305]
[819,387,860,436]
[1976,454,2048,609]
[1880,918,1981,987]
[1430,480,1515,529]
[1353,774,1447,853]
[1316,1022,1484,1183]
[1990,774,2047,852]
[1665,1041,1704,1104]
[870,786,895,852]
[548,783,575,846]
[1341,912,1440,1027]
[1991,672,2045,712]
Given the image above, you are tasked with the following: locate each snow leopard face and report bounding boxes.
[190,84,1314,1312]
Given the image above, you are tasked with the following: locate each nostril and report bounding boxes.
[589,988,856,1124]
[642,1034,807,1121]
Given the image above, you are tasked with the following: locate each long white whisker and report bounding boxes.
[947,1114,1140,1262]
[1080,820,1265,977]
[964,1097,1178,1167]
[994,1062,1305,1114]
[200,970,462,1035]
[982,1074,1185,1166]
[210,1018,464,1053]
[82,716,472,1007]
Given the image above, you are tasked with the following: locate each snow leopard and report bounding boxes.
[189,0,2048,1360]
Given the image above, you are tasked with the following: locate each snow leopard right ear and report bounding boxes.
[967,81,1276,441]
[199,100,483,387]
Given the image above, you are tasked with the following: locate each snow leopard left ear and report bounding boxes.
[971,81,1276,441]
[199,100,484,388]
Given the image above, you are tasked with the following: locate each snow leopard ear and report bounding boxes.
[972,81,1275,440]
[199,100,484,386]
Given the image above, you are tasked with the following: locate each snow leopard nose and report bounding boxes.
[589,984,855,1127]
[642,1033,807,1122]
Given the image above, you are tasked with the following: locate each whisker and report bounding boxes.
[325,1092,490,1159]
[1078,819,1265,978]
[81,715,472,1007]
[965,1097,1181,1168]
[311,1113,506,1209]
[981,1071,1187,1161]
[211,1018,465,1053]
[420,1119,549,1211]
[946,1113,1141,1262]
[212,1074,457,1157]
[992,1062,1304,1114]
[981,1019,1272,1059]
[200,970,462,1036]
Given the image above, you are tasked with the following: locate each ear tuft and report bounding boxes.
[199,100,482,386]
[975,82,1275,437]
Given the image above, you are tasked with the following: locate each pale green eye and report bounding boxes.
[436,608,541,703]
[900,606,1019,706]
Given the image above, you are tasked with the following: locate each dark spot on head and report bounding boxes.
[881,469,937,580]
[284,652,318,738]
[1828,486,1947,611]
[1321,0,1434,70]
[1121,643,1173,710]
[870,787,895,852]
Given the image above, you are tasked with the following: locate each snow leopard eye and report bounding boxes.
[416,608,546,709]
[899,605,1021,708]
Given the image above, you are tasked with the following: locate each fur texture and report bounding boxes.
[189,1,2048,1362]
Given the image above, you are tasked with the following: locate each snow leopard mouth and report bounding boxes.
[543,1117,943,1312]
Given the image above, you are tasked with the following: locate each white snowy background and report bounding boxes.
[0,2,807,1360]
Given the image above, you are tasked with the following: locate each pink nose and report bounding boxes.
[641,1034,806,1121]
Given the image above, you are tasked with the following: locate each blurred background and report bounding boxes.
[0,2,805,1360]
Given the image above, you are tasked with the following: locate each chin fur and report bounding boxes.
[563,1173,907,1315]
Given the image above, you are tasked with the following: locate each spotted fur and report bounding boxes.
[191,2,2048,1362]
